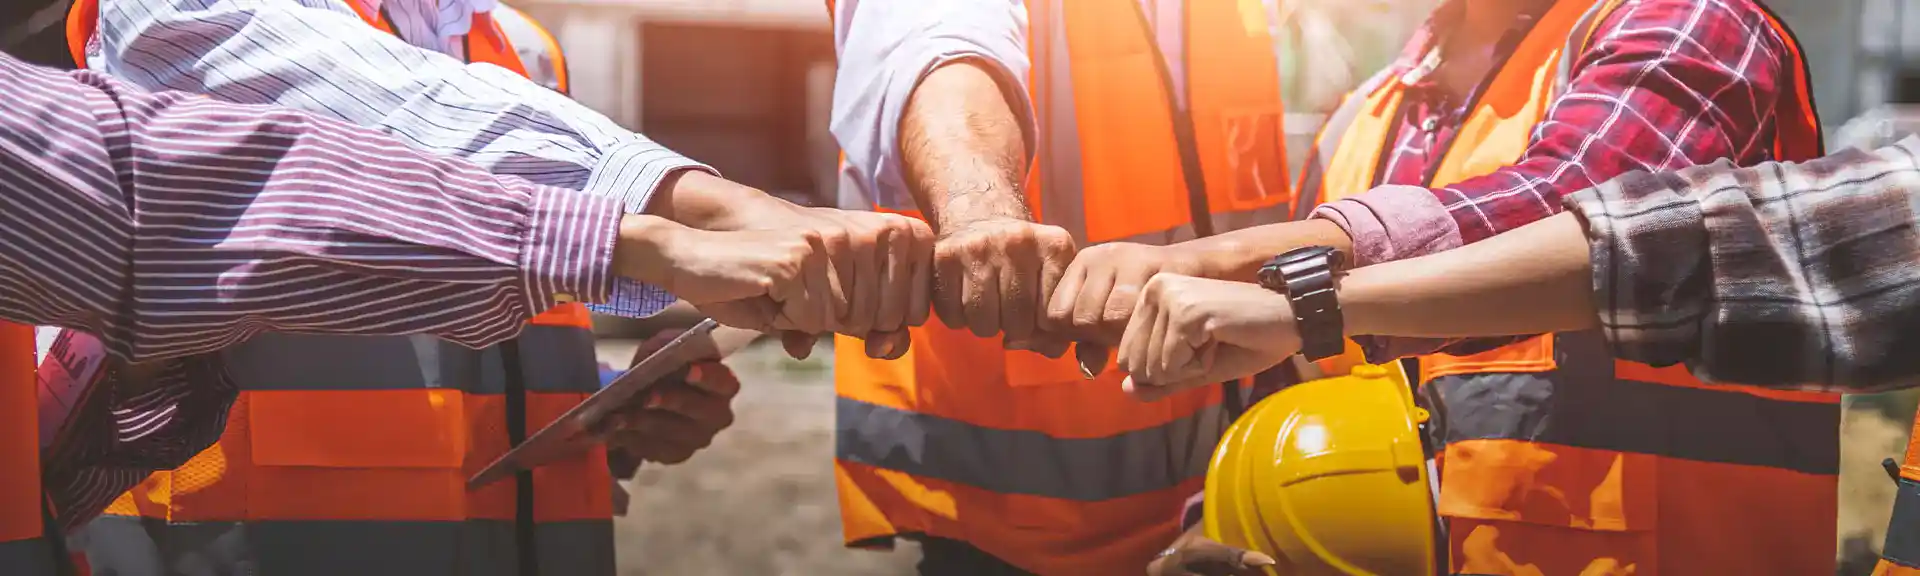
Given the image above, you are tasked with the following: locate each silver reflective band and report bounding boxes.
[836,397,1226,501]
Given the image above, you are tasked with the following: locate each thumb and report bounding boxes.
[1176,540,1277,576]
[781,331,819,359]
[1075,342,1110,379]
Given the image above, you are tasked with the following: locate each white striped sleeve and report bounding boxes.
[92,0,705,317]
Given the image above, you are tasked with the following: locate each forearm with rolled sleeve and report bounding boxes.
[828,0,1036,207]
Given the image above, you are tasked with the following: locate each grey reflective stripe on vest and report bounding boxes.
[221,325,599,394]
[0,536,57,576]
[1423,331,1840,476]
[80,516,613,576]
[836,397,1226,501]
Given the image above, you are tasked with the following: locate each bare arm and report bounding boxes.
[1340,212,1596,338]
[899,61,1032,231]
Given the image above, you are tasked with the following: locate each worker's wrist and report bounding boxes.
[612,214,691,288]
[646,170,801,231]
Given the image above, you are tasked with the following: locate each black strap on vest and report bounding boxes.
[501,339,538,576]
[1125,0,1243,418]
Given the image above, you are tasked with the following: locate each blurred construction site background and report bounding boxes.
[7,0,1917,573]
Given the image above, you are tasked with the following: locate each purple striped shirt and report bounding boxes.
[0,52,625,527]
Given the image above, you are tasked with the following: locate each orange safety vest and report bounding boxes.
[828,0,1292,574]
[1,322,59,576]
[1300,1,1834,574]
[65,5,610,576]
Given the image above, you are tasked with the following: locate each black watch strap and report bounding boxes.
[1258,246,1346,362]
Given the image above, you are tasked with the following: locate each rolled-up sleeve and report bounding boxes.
[1568,138,1920,393]
[829,0,1035,208]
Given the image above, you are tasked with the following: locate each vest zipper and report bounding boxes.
[501,339,538,576]
[1125,0,1243,418]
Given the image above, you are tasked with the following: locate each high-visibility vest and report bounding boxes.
[1301,1,1835,574]
[1,322,60,576]
[828,0,1292,573]
[64,5,613,576]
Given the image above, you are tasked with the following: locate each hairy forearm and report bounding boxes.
[1340,212,1596,338]
[899,60,1031,230]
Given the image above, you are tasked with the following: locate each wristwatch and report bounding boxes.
[1256,246,1347,362]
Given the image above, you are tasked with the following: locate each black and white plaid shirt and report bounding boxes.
[1568,137,1920,393]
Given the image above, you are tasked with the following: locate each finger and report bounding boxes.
[637,387,735,432]
[875,227,910,332]
[618,429,702,465]
[999,251,1040,344]
[1069,270,1117,341]
[845,226,880,335]
[905,221,936,328]
[963,262,1002,338]
[698,298,779,332]
[681,361,742,398]
[1100,282,1143,343]
[1026,335,1070,360]
[782,331,818,360]
[864,329,912,360]
[1162,312,1198,385]
[1146,555,1188,576]
[932,245,967,329]
[804,231,836,333]
[1119,289,1159,380]
[1044,261,1088,333]
[1037,244,1070,329]
[1178,543,1277,575]
[1075,342,1110,378]
[1144,305,1172,383]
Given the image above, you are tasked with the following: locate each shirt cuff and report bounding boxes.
[1560,175,1706,368]
[521,184,623,314]
[1310,185,1462,267]
[578,140,717,318]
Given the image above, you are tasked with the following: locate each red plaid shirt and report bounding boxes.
[1315,0,1796,259]
[1311,0,1807,363]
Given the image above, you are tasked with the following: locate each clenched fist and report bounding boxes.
[1043,242,1225,372]
[931,217,1076,354]
[1118,274,1302,401]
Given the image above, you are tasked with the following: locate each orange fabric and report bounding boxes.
[1310,0,1833,573]
[108,390,609,523]
[1441,444,1835,575]
[832,2,1285,571]
[65,0,97,68]
[0,323,42,542]
[67,0,606,537]
[530,302,592,329]
[465,12,530,79]
[836,460,1202,576]
[1879,560,1920,576]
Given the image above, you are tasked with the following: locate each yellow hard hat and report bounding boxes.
[1203,359,1437,575]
